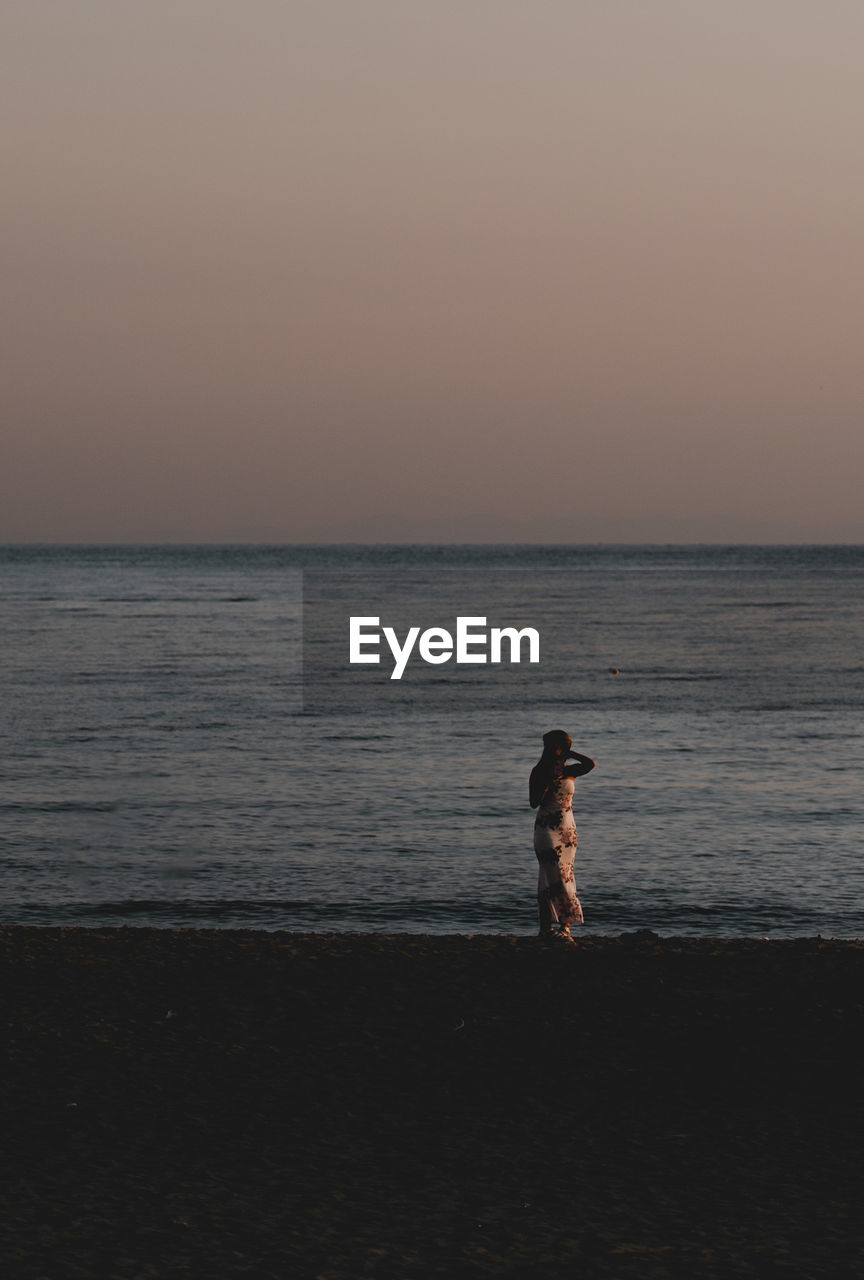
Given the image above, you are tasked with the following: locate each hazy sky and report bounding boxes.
[3,1,863,542]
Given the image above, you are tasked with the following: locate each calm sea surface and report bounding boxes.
[1,545,862,937]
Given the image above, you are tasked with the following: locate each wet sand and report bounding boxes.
[2,927,863,1278]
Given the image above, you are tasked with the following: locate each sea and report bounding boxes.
[1,544,862,938]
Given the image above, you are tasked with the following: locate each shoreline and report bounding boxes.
[3,927,863,1277]
[5,921,862,941]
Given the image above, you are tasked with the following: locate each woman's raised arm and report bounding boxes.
[564,751,596,778]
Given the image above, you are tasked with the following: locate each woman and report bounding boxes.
[529,730,596,943]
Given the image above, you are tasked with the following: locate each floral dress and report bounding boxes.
[533,768,584,928]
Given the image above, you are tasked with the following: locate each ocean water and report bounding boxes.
[1,544,862,937]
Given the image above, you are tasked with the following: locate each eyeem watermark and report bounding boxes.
[350,615,540,680]
[302,568,550,711]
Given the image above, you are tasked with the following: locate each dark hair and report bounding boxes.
[529,729,572,807]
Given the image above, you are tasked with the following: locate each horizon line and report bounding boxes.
[2,540,863,550]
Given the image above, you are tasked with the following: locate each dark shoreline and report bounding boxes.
[2,927,863,1278]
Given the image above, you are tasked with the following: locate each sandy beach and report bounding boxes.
[2,927,863,1278]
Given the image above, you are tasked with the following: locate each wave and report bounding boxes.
[0,800,119,813]
[1,894,860,939]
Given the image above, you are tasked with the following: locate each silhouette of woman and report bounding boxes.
[529,730,596,942]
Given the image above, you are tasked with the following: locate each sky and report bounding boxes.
[3,0,863,543]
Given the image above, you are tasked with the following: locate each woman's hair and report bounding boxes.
[530,730,572,807]
[542,729,572,754]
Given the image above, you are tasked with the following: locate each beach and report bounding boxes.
[2,927,863,1278]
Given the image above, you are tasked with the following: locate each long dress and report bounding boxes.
[534,772,584,928]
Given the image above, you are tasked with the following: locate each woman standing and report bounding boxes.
[530,730,596,943]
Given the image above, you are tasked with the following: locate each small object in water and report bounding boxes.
[608,667,620,675]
